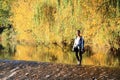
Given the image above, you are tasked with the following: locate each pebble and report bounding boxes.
[25,73,29,76]
[45,75,50,78]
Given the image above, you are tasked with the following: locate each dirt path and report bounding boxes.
[0,60,120,80]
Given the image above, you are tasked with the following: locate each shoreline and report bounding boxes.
[0,60,120,80]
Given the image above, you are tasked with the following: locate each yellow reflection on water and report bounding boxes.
[13,44,119,66]
[13,44,76,64]
[82,53,107,66]
[14,45,36,61]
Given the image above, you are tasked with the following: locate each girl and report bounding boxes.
[72,30,84,65]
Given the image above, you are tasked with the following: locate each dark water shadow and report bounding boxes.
[0,44,4,51]
[116,48,120,65]
[84,45,94,57]
[107,47,120,66]
[0,42,16,59]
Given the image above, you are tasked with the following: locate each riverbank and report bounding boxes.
[0,60,120,80]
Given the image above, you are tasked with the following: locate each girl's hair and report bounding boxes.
[77,30,80,33]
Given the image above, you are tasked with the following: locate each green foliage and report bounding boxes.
[109,26,120,48]
[97,0,120,18]
[0,0,13,25]
[34,1,55,26]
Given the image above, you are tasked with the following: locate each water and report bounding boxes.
[0,41,120,67]
[0,42,76,64]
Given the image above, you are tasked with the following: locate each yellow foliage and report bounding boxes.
[11,0,36,41]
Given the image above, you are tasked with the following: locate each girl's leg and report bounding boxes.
[79,51,82,65]
[75,51,79,61]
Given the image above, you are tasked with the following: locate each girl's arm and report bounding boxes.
[72,39,76,51]
[81,37,84,51]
